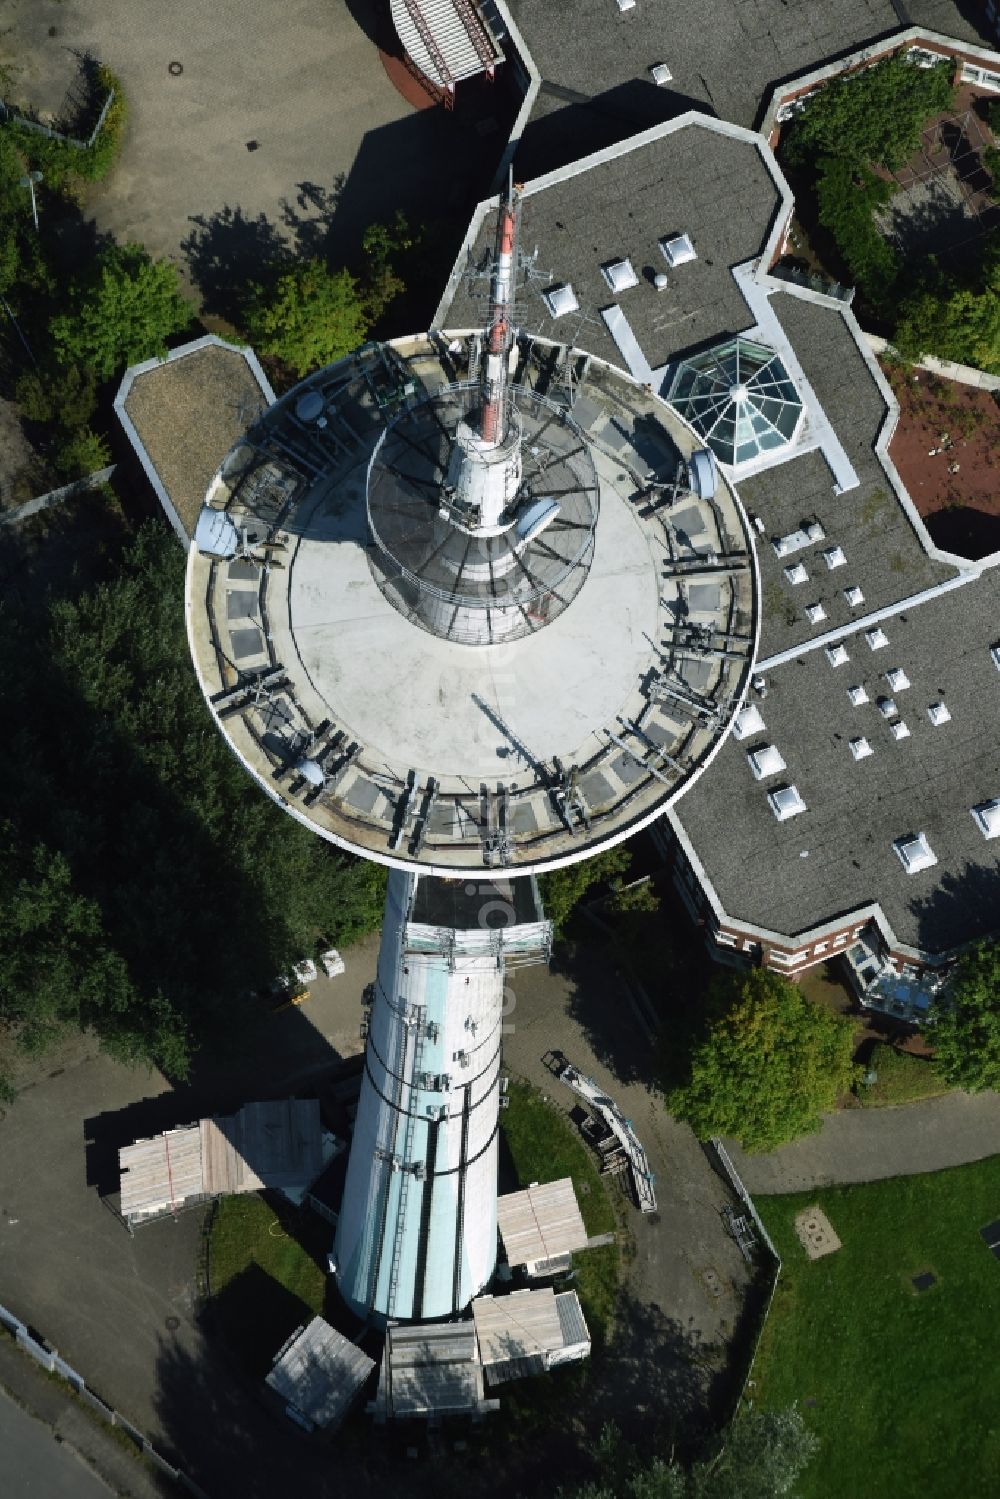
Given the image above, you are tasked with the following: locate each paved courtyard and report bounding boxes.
[0,0,512,305]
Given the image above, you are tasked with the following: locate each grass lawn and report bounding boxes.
[502,1081,620,1344]
[752,1157,1000,1499]
[857,1044,953,1108]
[208,1193,330,1377]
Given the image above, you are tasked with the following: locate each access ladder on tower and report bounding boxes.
[543,1051,657,1213]
[386,1004,426,1317]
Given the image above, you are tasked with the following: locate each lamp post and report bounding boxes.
[18,170,43,231]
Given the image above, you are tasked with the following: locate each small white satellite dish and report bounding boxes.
[295,758,326,788]
[194,505,240,559]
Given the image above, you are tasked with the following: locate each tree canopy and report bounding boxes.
[786,53,954,171]
[243,259,370,377]
[0,524,385,1100]
[49,241,193,379]
[893,244,1000,373]
[561,1408,818,1498]
[928,940,1000,1092]
[538,846,633,935]
[665,968,858,1151]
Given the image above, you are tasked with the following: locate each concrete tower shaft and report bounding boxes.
[333,872,550,1323]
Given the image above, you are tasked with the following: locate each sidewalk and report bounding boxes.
[0,1335,168,1499]
[725,1090,1000,1195]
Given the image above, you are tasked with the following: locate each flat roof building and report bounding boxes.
[266,1318,375,1432]
[472,1288,590,1384]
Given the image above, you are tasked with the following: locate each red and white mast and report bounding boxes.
[445,173,523,533]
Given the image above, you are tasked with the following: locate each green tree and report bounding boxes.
[0,524,385,1090]
[538,845,632,934]
[786,54,954,171]
[928,940,1000,1091]
[558,1408,816,1498]
[243,258,370,377]
[894,252,1000,372]
[49,242,193,379]
[665,968,858,1151]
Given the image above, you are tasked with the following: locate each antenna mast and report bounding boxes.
[444,173,524,534]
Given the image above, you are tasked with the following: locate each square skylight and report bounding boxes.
[769,785,806,821]
[893,832,937,874]
[748,744,787,780]
[785,562,808,585]
[890,720,910,741]
[823,545,846,570]
[542,283,579,318]
[844,585,865,608]
[877,696,898,719]
[884,667,910,692]
[659,233,696,267]
[826,643,849,667]
[650,63,673,85]
[850,736,873,761]
[805,603,826,624]
[616,0,636,10]
[992,644,1000,671]
[601,257,639,292]
[773,530,808,557]
[732,703,766,740]
[804,521,825,543]
[927,701,951,726]
[866,627,889,650]
[972,799,1000,839]
[848,685,868,706]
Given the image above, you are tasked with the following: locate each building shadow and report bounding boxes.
[909,860,1000,957]
[512,78,716,182]
[923,504,1000,561]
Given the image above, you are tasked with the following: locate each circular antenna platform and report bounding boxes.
[186,334,759,874]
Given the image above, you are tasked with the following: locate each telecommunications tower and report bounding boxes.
[186,179,759,1324]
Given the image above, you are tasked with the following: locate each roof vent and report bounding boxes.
[971,799,1000,839]
[650,62,673,85]
[850,736,873,761]
[826,643,849,667]
[653,271,669,291]
[805,603,826,625]
[659,233,696,267]
[823,545,846,570]
[295,390,325,424]
[542,283,580,318]
[295,758,326,788]
[866,627,889,650]
[890,719,910,741]
[804,521,825,543]
[784,562,808,585]
[732,702,766,740]
[768,784,806,821]
[991,644,1000,670]
[844,585,865,608]
[616,0,636,10]
[893,832,937,874]
[884,667,910,692]
[848,684,869,706]
[927,701,951,726]
[601,257,639,292]
[748,744,787,780]
[877,695,898,719]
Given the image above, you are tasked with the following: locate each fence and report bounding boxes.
[0,467,116,528]
[0,1298,211,1498]
[0,87,115,151]
[709,1138,782,1411]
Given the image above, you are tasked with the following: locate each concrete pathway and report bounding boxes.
[0,1387,116,1499]
[725,1090,1000,1195]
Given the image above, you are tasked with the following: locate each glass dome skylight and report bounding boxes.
[667,336,804,468]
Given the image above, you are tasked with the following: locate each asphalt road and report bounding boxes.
[0,1387,113,1498]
